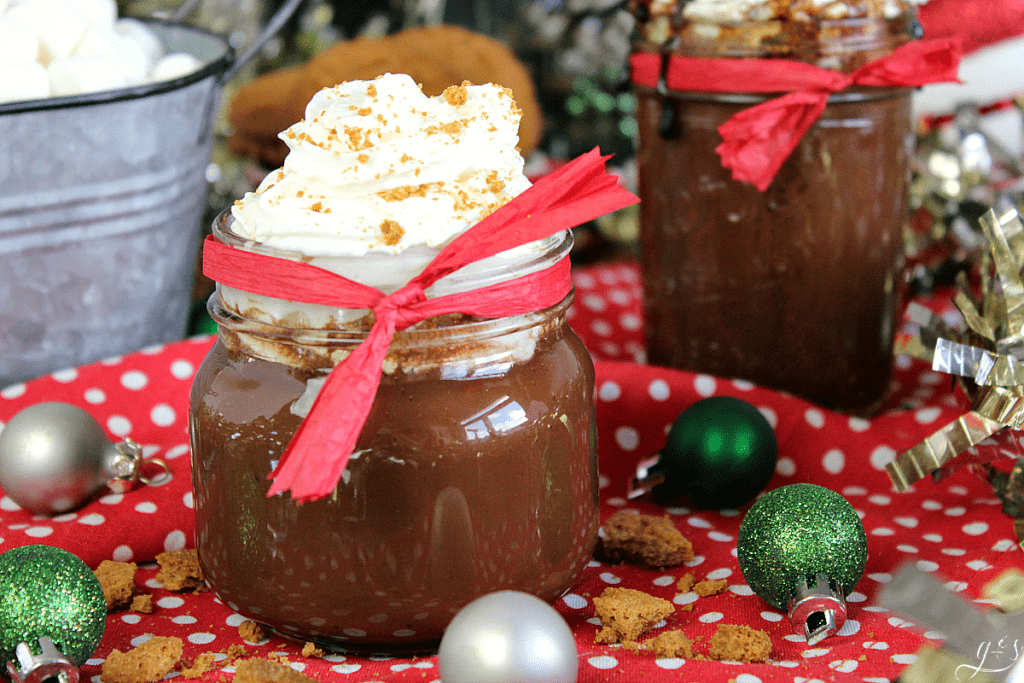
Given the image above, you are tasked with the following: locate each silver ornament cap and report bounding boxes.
[6,637,79,683]
[787,573,847,646]
[438,591,578,683]
[0,402,169,515]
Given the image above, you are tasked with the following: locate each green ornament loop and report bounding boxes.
[0,545,106,667]
[737,483,867,611]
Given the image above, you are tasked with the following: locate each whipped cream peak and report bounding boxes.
[230,72,533,259]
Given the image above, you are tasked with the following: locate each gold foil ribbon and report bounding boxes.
[890,208,1024,547]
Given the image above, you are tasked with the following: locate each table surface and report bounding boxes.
[1,260,1019,683]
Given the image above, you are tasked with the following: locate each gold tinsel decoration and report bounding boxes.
[890,207,1024,541]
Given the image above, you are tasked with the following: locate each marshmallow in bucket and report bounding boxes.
[0,0,204,104]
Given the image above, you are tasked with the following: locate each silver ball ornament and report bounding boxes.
[438,591,578,683]
[0,402,167,515]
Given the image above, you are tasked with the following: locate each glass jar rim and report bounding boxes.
[211,210,573,298]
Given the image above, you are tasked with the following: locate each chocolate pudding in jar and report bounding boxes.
[189,75,599,653]
[631,0,921,413]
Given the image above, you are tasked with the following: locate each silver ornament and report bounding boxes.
[0,402,169,515]
[438,591,578,683]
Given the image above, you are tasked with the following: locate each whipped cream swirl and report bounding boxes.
[230,73,532,258]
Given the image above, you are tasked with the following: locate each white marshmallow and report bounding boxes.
[0,0,10,13]
[110,18,162,84]
[47,52,128,96]
[68,0,118,31]
[0,61,49,103]
[150,52,202,82]
[0,15,41,65]
[6,0,90,64]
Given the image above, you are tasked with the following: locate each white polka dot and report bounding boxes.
[803,648,831,657]
[619,313,642,331]
[863,641,889,650]
[699,612,723,624]
[121,614,141,624]
[172,616,198,625]
[892,654,918,665]
[848,592,867,602]
[169,360,195,380]
[735,675,761,683]
[51,368,78,382]
[774,457,796,477]
[729,585,753,596]
[760,611,783,622]
[648,379,670,401]
[922,500,942,510]
[99,493,124,505]
[708,531,732,542]
[225,614,248,627]
[706,568,732,580]
[107,416,132,437]
[25,526,53,537]
[942,548,966,556]
[897,544,919,553]
[868,573,892,583]
[183,492,194,509]
[166,444,190,460]
[870,445,896,470]
[694,375,717,397]
[112,545,133,562]
[392,629,416,637]
[830,660,859,673]
[188,633,216,645]
[150,404,176,427]
[120,370,148,390]
[598,381,622,401]
[822,449,845,473]
[134,502,157,514]
[732,379,754,390]
[588,656,618,670]
[582,294,607,312]
[944,506,966,517]
[869,494,891,505]
[805,409,825,428]
[914,407,942,424]
[562,594,587,609]
[84,388,106,404]
[158,597,185,609]
[758,407,778,429]
[590,320,612,337]
[963,522,989,536]
[917,560,940,572]
[614,426,640,451]
[1,383,26,399]
[652,576,676,587]
[871,528,894,536]
[331,664,361,674]
[600,572,621,584]
[164,530,186,551]
[848,417,870,432]
[673,593,698,606]
[837,619,861,636]
[949,485,968,495]
[655,658,684,670]
[574,272,596,289]
[895,517,919,528]
[993,539,1017,551]
[687,517,712,529]
[967,560,993,571]
[78,514,104,526]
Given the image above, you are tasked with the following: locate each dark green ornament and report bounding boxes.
[0,545,106,668]
[737,483,867,645]
[651,396,777,509]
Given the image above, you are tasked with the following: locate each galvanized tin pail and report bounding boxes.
[0,2,300,388]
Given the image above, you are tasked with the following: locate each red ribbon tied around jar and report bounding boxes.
[630,37,962,191]
[202,148,639,502]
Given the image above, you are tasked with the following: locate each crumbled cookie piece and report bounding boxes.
[643,630,693,658]
[708,624,771,663]
[130,594,153,614]
[239,620,267,644]
[223,644,249,663]
[593,587,674,644]
[676,573,695,594]
[693,578,728,597]
[301,642,324,658]
[155,549,205,591]
[234,658,318,683]
[93,560,137,610]
[181,653,218,679]
[599,511,694,569]
[101,636,183,683]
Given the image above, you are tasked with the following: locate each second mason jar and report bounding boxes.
[189,214,599,653]
[632,3,920,413]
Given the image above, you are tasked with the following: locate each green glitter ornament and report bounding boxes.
[737,483,867,645]
[0,545,106,669]
[630,396,777,508]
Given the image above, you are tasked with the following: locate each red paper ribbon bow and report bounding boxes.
[203,148,639,502]
[630,38,962,190]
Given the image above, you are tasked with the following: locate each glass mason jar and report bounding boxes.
[633,6,919,413]
[189,214,599,653]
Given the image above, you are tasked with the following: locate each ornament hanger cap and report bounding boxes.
[787,573,847,646]
[6,638,80,683]
[104,438,169,493]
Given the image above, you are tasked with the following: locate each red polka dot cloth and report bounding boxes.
[1,260,1019,683]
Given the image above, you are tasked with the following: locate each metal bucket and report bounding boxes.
[0,2,300,388]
